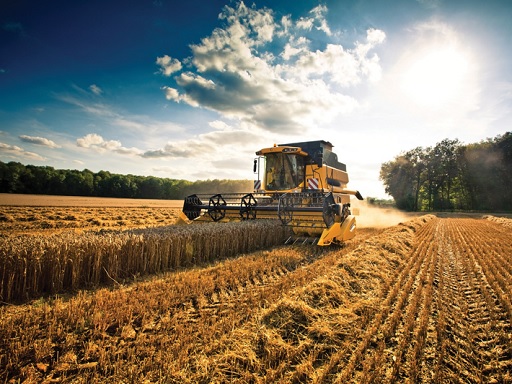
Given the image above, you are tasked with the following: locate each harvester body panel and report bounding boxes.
[178,140,363,246]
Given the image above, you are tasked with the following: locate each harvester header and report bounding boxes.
[178,140,363,246]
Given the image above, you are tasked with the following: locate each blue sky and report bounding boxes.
[1,0,511,198]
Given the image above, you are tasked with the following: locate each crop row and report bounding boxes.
[0,229,376,382]
[203,215,436,382]
[3,215,510,383]
[328,217,512,383]
[188,215,510,383]
[0,220,290,302]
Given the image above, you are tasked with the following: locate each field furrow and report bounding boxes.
[2,213,512,383]
[327,216,437,383]
[0,227,381,383]
[430,219,512,383]
[307,217,511,384]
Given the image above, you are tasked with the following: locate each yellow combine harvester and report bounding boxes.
[177,140,363,245]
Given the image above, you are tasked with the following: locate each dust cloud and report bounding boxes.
[351,199,414,228]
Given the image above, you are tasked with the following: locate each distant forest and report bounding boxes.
[380,132,512,212]
[0,162,252,200]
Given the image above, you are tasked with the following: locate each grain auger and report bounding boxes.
[177,140,363,246]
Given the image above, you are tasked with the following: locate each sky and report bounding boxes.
[1,0,511,199]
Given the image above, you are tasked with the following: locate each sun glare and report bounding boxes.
[401,48,469,108]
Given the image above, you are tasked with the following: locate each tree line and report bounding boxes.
[0,161,252,200]
[380,132,512,212]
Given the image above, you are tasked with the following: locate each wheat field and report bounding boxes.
[0,197,181,235]
[1,195,512,383]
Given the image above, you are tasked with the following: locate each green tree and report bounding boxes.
[380,155,416,210]
[429,139,461,210]
[380,133,512,212]
[495,132,512,210]
[0,162,9,192]
[138,176,163,199]
[4,162,26,193]
[95,170,112,196]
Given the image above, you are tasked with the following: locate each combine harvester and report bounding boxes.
[177,140,363,245]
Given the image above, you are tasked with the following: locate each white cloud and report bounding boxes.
[209,120,232,130]
[19,134,61,148]
[309,5,331,36]
[281,36,309,60]
[157,2,385,134]
[295,5,331,35]
[0,142,46,161]
[162,86,180,101]
[76,133,104,147]
[139,122,270,181]
[156,55,182,76]
[76,133,143,156]
[278,15,292,37]
[366,28,386,45]
[60,94,183,135]
[60,96,117,118]
[89,84,103,95]
[293,44,363,86]
[296,17,314,31]
[141,122,265,160]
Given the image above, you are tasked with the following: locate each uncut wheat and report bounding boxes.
[0,220,290,302]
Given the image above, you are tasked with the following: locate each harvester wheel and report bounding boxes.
[277,194,293,225]
[240,194,257,220]
[208,194,227,222]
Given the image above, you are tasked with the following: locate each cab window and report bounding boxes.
[265,153,304,191]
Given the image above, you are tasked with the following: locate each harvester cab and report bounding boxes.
[178,140,363,246]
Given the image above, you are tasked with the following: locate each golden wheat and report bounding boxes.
[0,220,289,302]
[2,215,512,383]
[0,205,182,234]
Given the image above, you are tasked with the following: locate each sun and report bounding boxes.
[401,47,469,108]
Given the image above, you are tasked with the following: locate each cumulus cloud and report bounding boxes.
[19,134,61,148]
[156,1,385,134]
[76,133,143,156]
[309,5,332,36]
[156,55,182,76]
[141,123,262,159]
[209,120,232,130]
[0,142,46,161]
[162,86,180,101]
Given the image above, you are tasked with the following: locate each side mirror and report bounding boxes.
[253,159,257,173]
